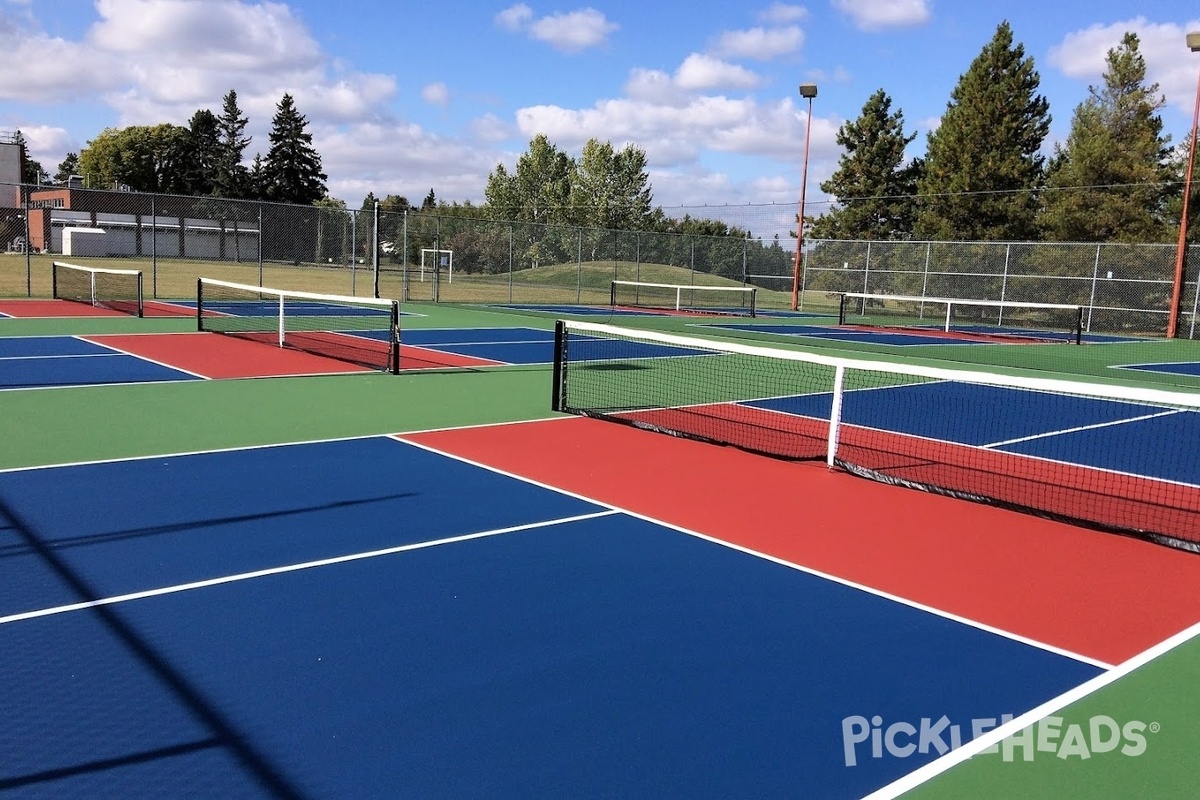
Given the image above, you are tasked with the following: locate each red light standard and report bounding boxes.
[1167,32,1200,338]
[791,83,818,311]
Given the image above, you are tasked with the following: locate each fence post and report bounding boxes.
[742,238,748,286]
[1087,244,1101,333]
[636,233,641,282]
[372,201,380,298]
[150,195,157,298]
[401,210,409,302]
[1189,243,1200,339]
[350,208,357,296]
[998,243,1011,326]
[862,241,872,294]
[576,227,583,304]
[257,204,264,286]
[22,185,30,296]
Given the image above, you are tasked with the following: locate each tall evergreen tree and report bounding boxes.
[54,152,80,184]
[810,89,921,240]
[214,89,252,198]
[260,93,326,204]
[12,131,45,184]
[1039,33,1172,243]
[181,109,220,196]
[915,21,1051,241]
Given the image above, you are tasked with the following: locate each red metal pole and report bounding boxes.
[1167,55,1200,338]
[791,96,814,311]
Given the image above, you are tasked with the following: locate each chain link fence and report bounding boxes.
[799,239,1200,337]
[2,182,1198,337]
[0,182,798,309]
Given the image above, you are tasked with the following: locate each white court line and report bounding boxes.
[0,352,125,361]
[984,408,1185,449]
[397,433,1113,671]
[79,335,211,380]
[863,617,1200,799]
[0,432,393,474]
[0,377,201,394]
[0,509,620,627]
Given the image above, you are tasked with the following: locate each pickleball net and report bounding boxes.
[551,319,1200,553]
[197,278,400,373]
[838,292,1084,344]
[52,261,144,317]
[611,280,757,317]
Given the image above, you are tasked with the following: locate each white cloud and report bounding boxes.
[712,26,805,60]
[422,82,450,108]
[623,56,763,104]
[496,4,618,53]
[0,6,129,102]
[13,125,77,170]
[758,3,809,25]
[318,120,498,204]
[514,91,834,170]
[469,113,513,143]
[90,0,321,70]
[494,4,533,32]
[529,8,618,53]
[676,54,762,91]
[1048,18,1200,115]
[832,0,931,32]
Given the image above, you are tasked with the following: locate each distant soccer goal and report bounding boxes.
[419,248,454,283]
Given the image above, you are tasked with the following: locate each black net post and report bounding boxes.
[195,278,204,331]
[389,300,401,374]
[551,320,566,412]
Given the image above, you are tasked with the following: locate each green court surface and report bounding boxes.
[2,298,1199,798]
[903,633,1200,799]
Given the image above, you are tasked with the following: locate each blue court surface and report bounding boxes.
[490,303,660,316]
[0,336,198,390]
[493,304,833,320]
[1118,361,1200,377]
[367,326,709,365]
[699,322,990,346]
[0,436,1102,798]
[700,322,1141,346]
[178,299,408,318]
[746,380,1200,485]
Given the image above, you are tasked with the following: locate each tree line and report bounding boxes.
[20,90,327,206]
[810,24,1198,246]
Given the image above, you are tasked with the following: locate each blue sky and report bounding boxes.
[2,0,1199,229]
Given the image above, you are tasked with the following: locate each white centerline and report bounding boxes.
[0,509,619,627]
[984,408,1184,449]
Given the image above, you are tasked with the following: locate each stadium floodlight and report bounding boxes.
[1167,32,1200,337]
[791,83,818,311]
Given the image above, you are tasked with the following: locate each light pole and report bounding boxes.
[1167,32,1200,338]
[791,83,818,311]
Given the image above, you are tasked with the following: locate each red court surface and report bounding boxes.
[404,417,1200,667]
[84,332,502,378]
[87,332,369,378]
[0,299,191,318]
